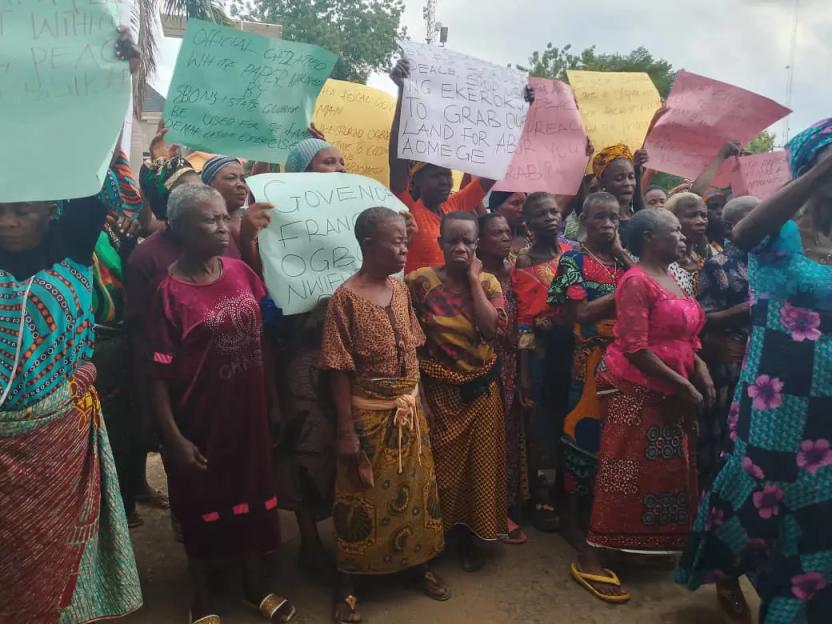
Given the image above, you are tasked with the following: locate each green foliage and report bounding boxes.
[521,43,676,98]
[649,171,686,192]
[230,0,406,83]
[746,130,776,154]
[161,0,229,21]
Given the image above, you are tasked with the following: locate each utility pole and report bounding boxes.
[423,0,437,45]
[783,0,800,144]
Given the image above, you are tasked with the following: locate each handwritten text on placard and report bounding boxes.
[248,173,409,315]
[397,40,529,180]
[164,20,337,163]
[0,0,131,201]
[733,151,791,200]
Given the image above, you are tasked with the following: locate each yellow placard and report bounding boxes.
[567,70,661,168]
[313,79,396,186]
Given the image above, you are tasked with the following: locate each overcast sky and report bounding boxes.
[156,0,830,145]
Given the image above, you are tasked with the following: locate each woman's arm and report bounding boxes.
[148,378,208,473]
[733,148,832,251]
[331,370,360,462]
[572,293,616,324]
[388,59,411,195]
[625,350,703,405]
[690,141,741,196]
[468,259,499,339]
[705,301,751,326]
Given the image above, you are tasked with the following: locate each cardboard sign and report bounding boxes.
[397,40,529,179]
[644,71,791,180]
[248,173,409,314]
[164,20,336,163]
[0,0,131,201]
[494,77,588,195]
[313,79,395,185]
[732,151,791,199]
[567,70,661,161]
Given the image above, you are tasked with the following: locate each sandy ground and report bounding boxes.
[124,454,759,624]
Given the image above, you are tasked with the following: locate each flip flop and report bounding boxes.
[499,518,528,545]
[189,612,222,624]
[244,593,297,623]
[569,562,631,604]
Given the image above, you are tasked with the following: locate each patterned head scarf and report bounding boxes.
[787,118,832,179]
[139,156,196,219]
[284,138,333,173]
[200,156,240,185]
[592,144,634,179]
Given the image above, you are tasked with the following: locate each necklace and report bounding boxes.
[581,244,621,283]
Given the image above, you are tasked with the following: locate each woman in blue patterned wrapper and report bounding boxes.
[0,28,143,624]
[677,119,832,624]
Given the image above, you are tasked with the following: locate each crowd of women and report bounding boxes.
[2,28,832,624]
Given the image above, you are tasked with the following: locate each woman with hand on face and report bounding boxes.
[513,192,572,532]
[548,192,633,603]
[321,207,447,624]
[678,120,832,624]
[145,184,294,624]
[477,213,530,544]
[407,212,507,572]
[666,192,711,296]
[580,208,711,602]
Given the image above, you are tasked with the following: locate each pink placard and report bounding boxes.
[494,77,588,195]
[644,71,790,180]
[732,151,791,199]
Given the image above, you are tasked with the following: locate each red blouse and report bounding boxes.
[603,266,705,395]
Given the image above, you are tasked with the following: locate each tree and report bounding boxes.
[520,43,676,98]
[746,130,776,154]
[230,0,406,83]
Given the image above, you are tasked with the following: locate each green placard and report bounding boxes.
[164,19,337,163]
[0,0,130,201]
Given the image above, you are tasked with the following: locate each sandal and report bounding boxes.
[569,562,631,604]
[189,612,222,624]
[332,594,361,624]
[418,568,451,601]
[499,518,528,545]
[716,583,751,623]
[136,486,170,509]
[531,504,560,533]
[244,593,297,623]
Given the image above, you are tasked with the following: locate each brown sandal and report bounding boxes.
[419,568,451,601]
[332,594,361,624]
[716,584,751,623]
[244,593,296,623]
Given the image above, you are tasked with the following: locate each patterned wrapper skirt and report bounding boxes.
[420,357,507,541]
[334,376,444,575]
[587,369,699,552]
[0,363,142,624]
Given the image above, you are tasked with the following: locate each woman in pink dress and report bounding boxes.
[579,208,714,603]
[145,184,295,624]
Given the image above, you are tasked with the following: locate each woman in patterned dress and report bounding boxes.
[406,211,507,572]
[666,192,711,296]
[477,212,530,544]
[677,120,832,624]
[548,192,633,602]
[585,208,713,600]
[513,192,572,531]
[321,207,447,624]
[145,185,295,624]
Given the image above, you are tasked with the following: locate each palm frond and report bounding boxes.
[131,0,159,118]
[161,0,229,21]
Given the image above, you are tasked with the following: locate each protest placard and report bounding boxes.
[313,80,395,185]
[732,151,791,199]
[248,173,409,314]
[0,0,131,201]
[396,40,529,180]
[494,77,588,195]
[567,70,661,164]
[643,71,790,180]
[164,20,337,163]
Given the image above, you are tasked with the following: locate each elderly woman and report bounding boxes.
[477,212,530,543]
[145,184,294,624]
[406,211,507,571]
[583,208,712,600]
[696,196,759,492]
[321,207,447,624]
[548,192,633,602]
[666,192,711,296]
[678,120,832,624]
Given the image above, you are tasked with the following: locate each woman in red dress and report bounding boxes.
[146,184,295,624]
